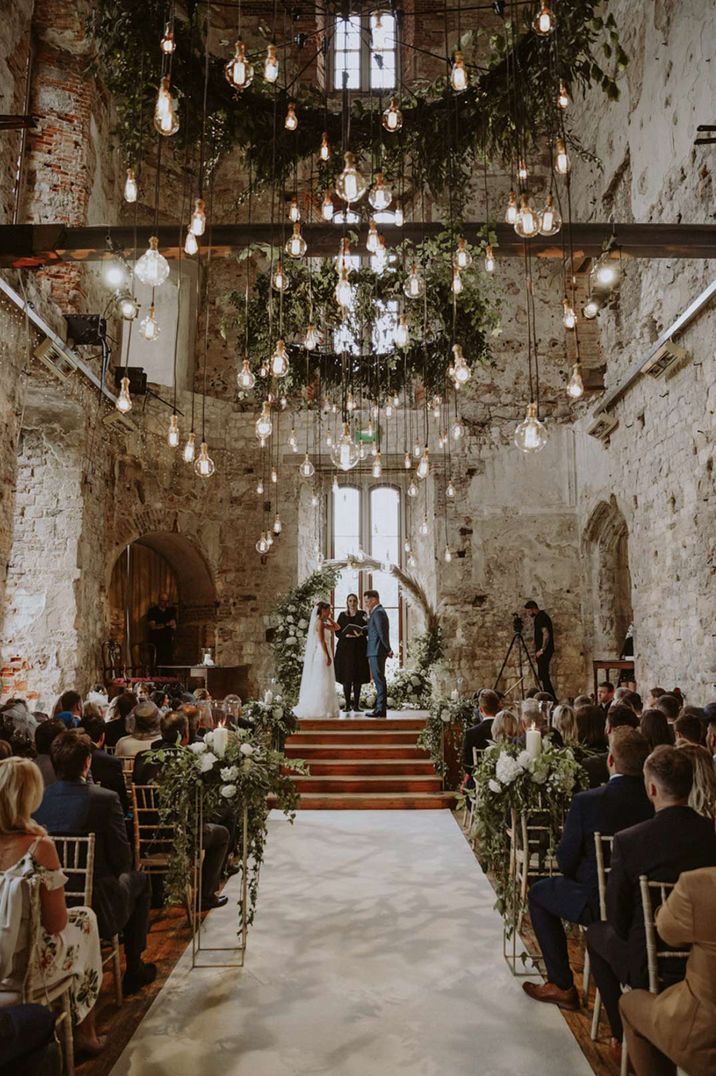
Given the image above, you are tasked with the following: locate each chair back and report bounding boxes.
[639,876,691,994]
[131,784,174,873]
[120,756,135,789]
[53,834,96,906]
[131,642,156,678]
[594,832,614,921]
[101,640,124,681]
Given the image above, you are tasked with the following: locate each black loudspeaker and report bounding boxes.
[113,366,147,395]
[64,314,107,345]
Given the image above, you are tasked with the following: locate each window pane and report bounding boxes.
[334,569,360,614]
[333,486,360,538]
[370,13,396,50]
[336,17,361,51]
[372,569,399,608]
[371,53,396,90]
[371,486,400,542]
[334,62,361,91]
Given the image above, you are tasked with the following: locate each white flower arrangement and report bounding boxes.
[239,743,255,757]
[188,741,206,754]
[220,783,237,798]
[220,765,239,782]
[195,751,218,773]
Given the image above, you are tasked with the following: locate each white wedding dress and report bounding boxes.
[293,606,340,719]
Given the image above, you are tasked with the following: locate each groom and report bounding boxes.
[361,590,392,718]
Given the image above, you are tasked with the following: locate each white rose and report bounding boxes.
[517,750,533,770]
[220,766,239,781]
[287,605,297,612]
[411,675,421,686]
[196,751,218,773]
[286,615,295,623]
[239,743,255,757]
[203,730,215,747]
[188,741,206,754]
[272,707,283,719]
[495,753,521,785]
[440,709,451,723]
[488,779,502,794]
[298,619,308,629]
[386,697,395,708]
[220,784,237,798]
[286,636,298,646]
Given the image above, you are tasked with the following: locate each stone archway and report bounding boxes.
[582,497,633,661]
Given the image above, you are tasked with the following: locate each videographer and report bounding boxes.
[524,600,556,700]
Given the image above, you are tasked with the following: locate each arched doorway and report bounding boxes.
[109,532,217,667]
[583,498,633,660]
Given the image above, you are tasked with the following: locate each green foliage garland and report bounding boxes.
[242,697,299,749]
[418,696,475,780]
[270,565,341,705]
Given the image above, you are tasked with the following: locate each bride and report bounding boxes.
[294,601,341,719]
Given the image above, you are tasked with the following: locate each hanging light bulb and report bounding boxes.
[368,173,393,210]
[451,419,464,440]
[299,454,315,478]
[419,517,429,536]
[385,401,394,418]
[393,202,404,227]
[438,429,448,448]
[413,441,422,459]
[484,244,496,273]
[403,451,412,470]
[160,22,176,53]
[514,401,548,453]
[443,545,452,563]
[335,266,353,309]
[371,235,387,274]
[539,193,562,236]
[153,76,179,136]
[311,492,319,507]
[225,39,254,90]
[562,297,577,330]
[167,414,179,447]
[514,194,541,238]
[184,228,198,255]
[116,376,132,414]
[273,513,282,535]
[256,401,273,441]
[554,137,571,175]
[417,448,430,480]
[336,237,352,270]
[285,221,307,259]
[194,441,215,478]
[237,359,256,390]
[394,314,409,347]
[182,432,196,463]
[533,1,556,35]
[331,423,360,471]
[446,478,456,498]
[371,10,390,50]
[272,260,288,292]
[518,158,529,182]
[452,266,464,295]
[404,261,425,300]
[382,98,403,133]
[304,324,320,350]
[407,480,418,498]
[454,237,473,270]
[346,392,356,414]
[288,198,301,223]
[404,538,412,553]
[451,343,471,386]
[335,152,367,204]
[372,452,383,478]
[316,132,331,164]
[557,81,571,110]
[284,102,298,131]
[450,50,468,93]
[124,167,137,203]
[139,304,160,342]
[366,219,379,254]
[134,236,170,287]
[407,551,417,568]
[321,193,334,221]
[583,296,600,319]
[591,253,622,290]
[271,467,278,484]
[264,44,279,83]
[567,363,585,399]
[505,190,518,225]
[256,532,270,555]
[270,340,289,378]
[326,433,333,448]
[256,478,264,495]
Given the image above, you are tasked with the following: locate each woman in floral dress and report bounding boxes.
[0,757,104,1055]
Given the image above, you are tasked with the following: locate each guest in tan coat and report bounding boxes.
[620,866,716,1076]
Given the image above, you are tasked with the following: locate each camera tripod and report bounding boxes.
[493,629,539,699]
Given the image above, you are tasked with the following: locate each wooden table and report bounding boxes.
[592,659,635,697]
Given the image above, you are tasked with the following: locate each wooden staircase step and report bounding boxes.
[289,729,421,745]
[285,759,437,776]
[296,718,426,732]
[296,791,456,810]
[285,744,428,760]
[292,775,443,793]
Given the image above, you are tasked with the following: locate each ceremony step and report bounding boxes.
[297,717,426,732]
[287,759,437,776]
[296,791,457,810]
[289,729,422,745]
[292,774,443,794]
[285,743,426,760]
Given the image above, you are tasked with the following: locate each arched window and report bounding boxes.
[332,12,397,92]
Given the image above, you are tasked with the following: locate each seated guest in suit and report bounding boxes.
[605,702,640,734]
[461,689,501,785]
[586,745,716,1050]
[33,732,156,996]
[103,691,138,749]
[620,690,643,717]
[32,719,65,789]
[80,715,129,814]
[51,690,83,729]
[115,702,161,759]
[654,693,681,727]
[523,729,653,1011]
[620,866,716,1076]
[639,708,673,751]
[673,712,704,747]
[677,744,716,822]
[597,681,615,715]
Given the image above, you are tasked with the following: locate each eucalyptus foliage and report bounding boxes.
[418,696,475,781]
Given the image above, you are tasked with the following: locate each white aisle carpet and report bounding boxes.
[111,811,592,1076]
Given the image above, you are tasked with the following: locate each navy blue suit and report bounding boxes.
[365,604,391,714]
[528,774,653,990]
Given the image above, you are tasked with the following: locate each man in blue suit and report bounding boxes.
[361,589,392,718]
[522,727,653,1011]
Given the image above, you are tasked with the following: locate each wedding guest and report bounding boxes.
[0,1003,61,1073]
[194,688,212,702]
[620,866,716,1076]
[0,757,104,1056]
[552,704,577,744]
[605,702,639,734]
[523,729,653,1012]
[574,694,593,709]
[80,714,129,814]
[32,720,65,788]
[586,746,716,1051]
[33,732,156,996]
[707,719,716,762]
[181,703,200,742]
[103,691,138,749]
[51,690,83,729]
[491,709,521,743]
[678,744,716,822]
[597,681,615,714]
[115,702,161,759]
[151,690,170,712]
[640,708,673,752]
[0,742,11,761]
[194,700,215,739]
[646,686,666,707]
[462,689,501,779]
[620,690,643,717]
[655,694,681,725]
[673,712,704,746]
[334,593,369,714]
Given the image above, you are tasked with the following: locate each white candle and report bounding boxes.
[526,727,542,758]
[264,689,274,705]
[212,726,229,759]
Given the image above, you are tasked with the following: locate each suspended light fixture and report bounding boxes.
[311,491,319,507]
[194,441,215,478]
[124,168,138,203]
[288,428,298,452]
[484,245,496,273]
[256,477,264,495]
[451,419,464,440]
[184,228,198,255]
[394,314,409,347]
[407,479,418,497]
[256,532,270,554]
[514,402,548,452]
[134,236,170,287]
[285,222,307,259]
[504,190,518,225]
[273,513,282,535]
[419,517,429,536]
[103,260,127,289]
[331,423,360,471]
[539,193,562,236]
[167,414,179,447]
[264,44,279,83]
[366,219,379,253]
[225,40,253,90]
[288,197,301,223]
[270,340,289,378]
[336,152,367,203]
[335,266,353,308]
[153,76,179,136]
[403,451,412,469]
[183,432,196,463]
[382,98,403,133]
[116,376,132,413]
[256,401,273,441]
[417,448,430,480]
[271,467,278,484]
[554,137,571,175]
[368,173,392,210]
[514,195,541,238]
[372,452,383,478]
[446,478,456,498]
[562,298,577,330]
[238,359,255,390]
[284,102,298,131]
[404,261,425,299]
[413,440,422,459]
[371,235,387,274]
[371,10,390,51]
[454,237,472,270]
[190,199,206,236]
[583,295,600,319]
[518,158,528,182]
[319,132,331,161]
[557,81,571,110]
[304,324,321,350]
[443,546,452,563]
[299,454,315,478]
[450,50,468,93]
[407,551,417,568]
[272,260,288,292]
[533,2,557,36]
[321,193,334,221]
[591,252,622,290]
[160,22,176,53]
[451,343,471,386]
[139,304,160,341]
[385,401,394,418]
[567,363,585,399]
[393,202,404,227]
[452,266,464,295]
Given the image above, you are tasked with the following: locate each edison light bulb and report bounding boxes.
[346,392,356,413]
[124,167,137,203]
[271,467,278,484]
[419,517,429,536]
[321,193,334,221]
[284,102,298,131]
[331,423,360,472]
[452,419,464,441]
[450,51,468,93]
[395,314,409,347]
[452,266,464,295]
[366,219,379,254]
[153,76,179,136]
[452,343,471,386]
[554,137,571,176]
[238,359,255,390]
[336,152,367,204]
[382,98,403,133]
[562,298,577,329]
[304,324,320,350]
[567,363,585,399]
[225,40,253,89]
[514,402,548,453]
[134,236,170,287]
[454,237,472,270]
[404,261,425,300]
[539,193,562,236]
[310,492,319,507]
[299,454,315,478]
[557,81,571,110]
[270,340,289,378]
[371,235,387,274]
[431,395,442,419]
[183,432,196,463]
[446,478,456,498]
[407,480,418,498]
[160,22,176,53]
[273,514,282,535]
[583,296,600,319]
[404,452,411,470]
[394,202,404,226]
[444,546,452,563]
[518,158,528,181]
[368,173,392,210]
[484,245,496,273]
[288,198,300,223]
[184,228,198,255]
[335,267,353,309]
[592,254,621,289]
[372,452,383,478]
[286,222,307,259]
[319,132,331,161]
[505,190,518,225]
[256,478,264,495]
[417,449,430,480]
[116,376,132,413]
[404,539,412,554]
[514,195,541,238]
[272,260,288,292]
[256,533,270,554]
[167,414,179,447]
[194,441,215,478]
[385,401,393,418]
[256,401,273,440]
[139,304,160,342]
[264,44,279,83]
[371,11,389,50]
[533,2,556,36]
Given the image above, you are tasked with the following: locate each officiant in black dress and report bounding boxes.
[334,594,370,713]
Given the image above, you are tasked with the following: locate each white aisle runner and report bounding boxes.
[111,811,592,1076]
